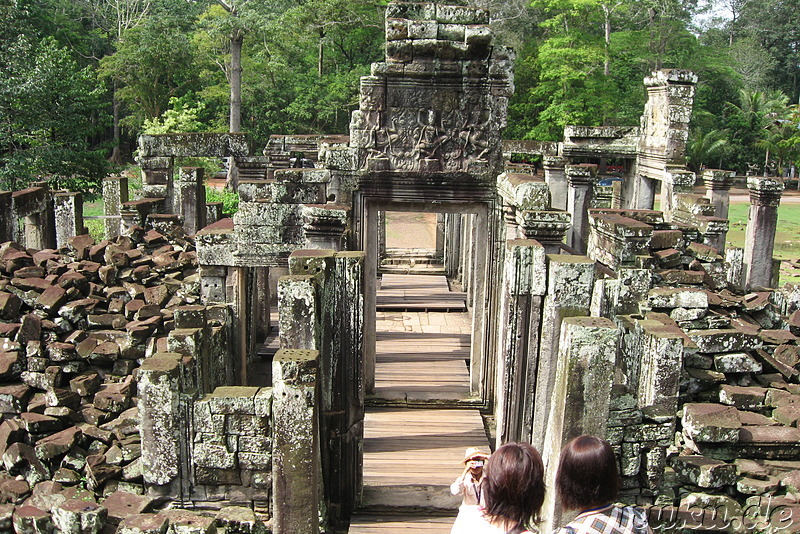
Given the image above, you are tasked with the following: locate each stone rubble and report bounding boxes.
[0,228,266,531]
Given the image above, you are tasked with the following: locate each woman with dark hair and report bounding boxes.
[554,435,651,534]
[482,441,546,533]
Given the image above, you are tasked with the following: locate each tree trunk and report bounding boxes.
[603,5,611,77]
[110,80,123,164]
[318,29,324,77]
[229,30,243,133]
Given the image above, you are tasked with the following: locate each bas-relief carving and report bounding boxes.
[359,95,496,172]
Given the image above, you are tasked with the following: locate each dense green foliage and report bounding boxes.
[2,0,800,189]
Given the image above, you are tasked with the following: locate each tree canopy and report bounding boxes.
[2,0,800,190]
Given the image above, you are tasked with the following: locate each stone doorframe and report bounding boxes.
[358,198,492,399]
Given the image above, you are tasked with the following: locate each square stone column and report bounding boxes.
[302,205,349,250]
[543,156,568,210]
[103,176,128,239]
[496,240,546,445]
[566,165,597,253]
[661,168,695,221]
[54,192,85,249]
[273,348,321,534]
[139,156,174,210]
[702,169,735,219]
[531,255,596,451]
[138,352,188,498]
[744,177,784,289]
[176,167,206,235]
[541,316,619,533]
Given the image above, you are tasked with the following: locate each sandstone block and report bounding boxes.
[52,499,107,534]
[683,403,741,442]
[671,455,736,488]
[103,491,153,525]
[713,352,762,374]
[719,385,767,410]
[215,506,267,534]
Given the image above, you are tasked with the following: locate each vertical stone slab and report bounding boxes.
[331,251,365,520]
[277,275,319,350]
[176,167,206,235]
[744,177,783,289]
[725,247,745,292]
[444,213,462,279]
[272,349,320,534]
[637,322,683,418]
[541,317,618,533]
[566,165,596,253]
[103,176,128,239]
[435,213,445,260]
[544,156,568,210]
[495,240,546,445]
[54,193,85,249]
[702,169,735,219]
[531,255,595,451]
[377,211,386,262]
[138,352,184,494]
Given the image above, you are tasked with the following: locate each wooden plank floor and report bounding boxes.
[377,274,467,311]
[348,514,456,533]
[362,407,489,486]
[375,308,471,400]
[353,274,487,533]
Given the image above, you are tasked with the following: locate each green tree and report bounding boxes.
[0,37,110,191]
[99,17,200,130]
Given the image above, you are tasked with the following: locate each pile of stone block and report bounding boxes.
[599,221,800,529]
[0,226,238,531]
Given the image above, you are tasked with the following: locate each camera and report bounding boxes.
[471,460,484,468]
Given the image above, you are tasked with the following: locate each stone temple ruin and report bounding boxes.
[0,1,799,533]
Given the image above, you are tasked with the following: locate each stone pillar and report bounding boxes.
[435,213,445,261]
[176,167,206,235]
[543,156,568,210]
[531,255,595,452]
[725,247,745,293]
[566,165,596,253]
[0,192,11,243]
[444,213,462,279]
[332,252,365,520]
[53,193,84,249]
[278,274,319,351]
[103,176,128,239]
[541,317,618,533]
[744,177,784,289]
[139,156,174,210]
[661,168,695,221]
[702,169,735,219]
[377,211,386,261]
[302,205,348,250]
[496,240,546,445]
[273,349,320,534]
[138,352,187,498]
[518,210,571,255]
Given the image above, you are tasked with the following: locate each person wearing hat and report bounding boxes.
[450,447,490,533]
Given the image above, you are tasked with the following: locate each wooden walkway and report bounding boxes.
[350,274,489,533]
[377,274,467,311]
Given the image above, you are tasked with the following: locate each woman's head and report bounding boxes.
[482,442,545,533]
[556,435,620,512]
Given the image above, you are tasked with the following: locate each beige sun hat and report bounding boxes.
[463,447,490,464]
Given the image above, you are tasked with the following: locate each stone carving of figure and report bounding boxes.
[414,110,448,161]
